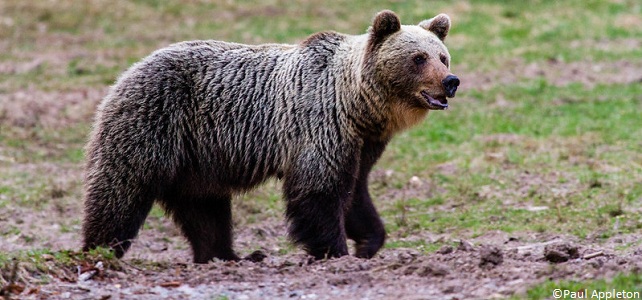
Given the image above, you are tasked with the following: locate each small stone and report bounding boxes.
[403,265,419,275]
[244,250,268,263]
[589,258,604,269]
[457,240,475,252]
[417,263,449,277]
[409,176,422,187]
[545,249,569,263]
[544,243,579,263]
[479,245,503,268]
[437,245,454,255]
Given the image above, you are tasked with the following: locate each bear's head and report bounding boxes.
[365,10,460,135]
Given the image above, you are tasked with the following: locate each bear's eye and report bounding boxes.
[440,54,449,67]
[413,55,427,65]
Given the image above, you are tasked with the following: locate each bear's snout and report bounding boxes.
[442,75,460,98]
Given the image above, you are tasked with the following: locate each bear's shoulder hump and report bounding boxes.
[300,31,346,48]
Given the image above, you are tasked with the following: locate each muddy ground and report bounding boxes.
[4,209,642,299]
[2,39,642,299]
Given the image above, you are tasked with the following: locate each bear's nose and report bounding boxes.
[442,75,460,98]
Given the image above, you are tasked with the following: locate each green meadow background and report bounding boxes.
[1,0,641,296]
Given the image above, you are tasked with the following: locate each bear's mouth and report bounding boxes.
[420,91,448,110]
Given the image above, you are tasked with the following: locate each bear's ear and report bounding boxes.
[419,14,451,41]
[370,10,401,43]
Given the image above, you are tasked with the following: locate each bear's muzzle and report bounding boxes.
[442,74,460,98]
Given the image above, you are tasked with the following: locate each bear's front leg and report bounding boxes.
[283,149,358,259]
[345,139,387,258]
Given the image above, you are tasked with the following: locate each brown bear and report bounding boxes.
[82,10,459,263]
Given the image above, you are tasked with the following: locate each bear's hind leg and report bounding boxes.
[163,194,239,263]
[83,188,155,258]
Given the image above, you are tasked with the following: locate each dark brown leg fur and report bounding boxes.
[345,182,386,258]
[285,191,349,259]
[82,188,155,258]
[163,194,239,263]
[284,152,359,260]
[345,139,387,258]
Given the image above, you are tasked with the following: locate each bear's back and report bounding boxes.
[93,34,361,194]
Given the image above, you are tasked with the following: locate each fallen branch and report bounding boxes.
[160,281,182,288]
[582,251,604,260]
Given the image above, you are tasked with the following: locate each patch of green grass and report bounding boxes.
[377,80,642,240]
[457,0,642,64]
[143,205,168,230]
[276,238,298,256]
[0,124,89,164]
[0,185,10,208]
[235,180,284,225]
[0,247,118,286]
[384,239,452,253]
[398,82,642,153]
[127,258,173,271]
[0,176,47,208]
[522,272,642,300]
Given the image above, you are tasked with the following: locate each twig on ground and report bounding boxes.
[582,251,604,260]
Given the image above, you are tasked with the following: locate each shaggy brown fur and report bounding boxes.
[82,10,459,263]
